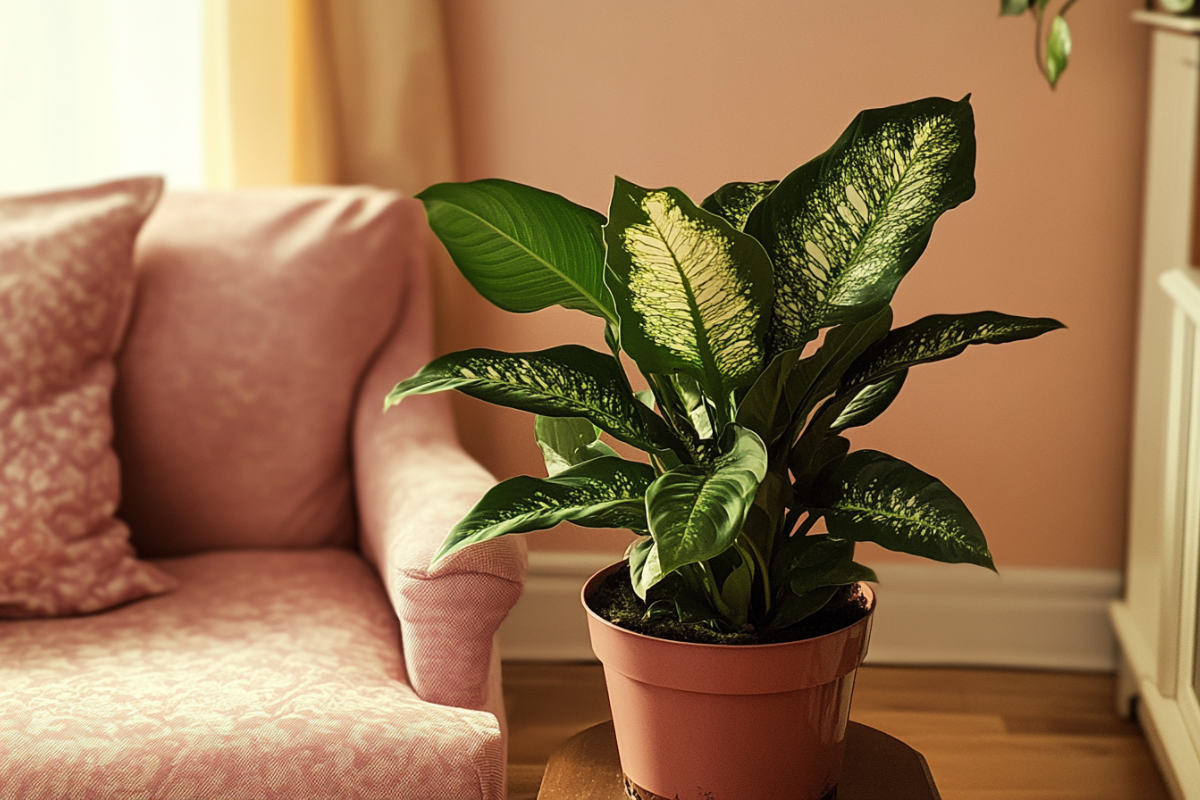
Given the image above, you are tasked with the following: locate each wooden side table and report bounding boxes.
[536,720,940,800]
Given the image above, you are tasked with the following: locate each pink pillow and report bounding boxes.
[113,188,417,557]
[0,177,177,617]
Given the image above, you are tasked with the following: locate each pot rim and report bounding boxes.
[580,559,876,652]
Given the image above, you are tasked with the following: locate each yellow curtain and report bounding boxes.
[203,0,456,194]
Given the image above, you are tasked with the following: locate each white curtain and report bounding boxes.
[0,0,205,195]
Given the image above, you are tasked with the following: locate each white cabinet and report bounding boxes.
[1111,12,1200,800]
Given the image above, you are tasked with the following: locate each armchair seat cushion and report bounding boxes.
[0,549,505,800]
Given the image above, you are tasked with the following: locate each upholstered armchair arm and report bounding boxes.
[353,217,526,711]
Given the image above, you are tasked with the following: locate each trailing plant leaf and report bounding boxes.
[386,345,669,453]
[816,450,994,570]
[535,415,619,476]
[436,456,656,561]
[417,179,616,323]
[645,426,768,578]
[1046,15,1071,89]
[605,178,775,404]
[745,97,976,352]
[842,311,1065,389]
[701,180,779,231]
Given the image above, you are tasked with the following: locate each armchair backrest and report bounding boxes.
[112,187,427,557]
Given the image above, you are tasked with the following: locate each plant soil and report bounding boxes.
[587,564,872,646]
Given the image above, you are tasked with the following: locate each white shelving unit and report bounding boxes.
[1111,11,1200,800]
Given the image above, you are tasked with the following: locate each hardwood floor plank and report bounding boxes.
[503,662,1172,800]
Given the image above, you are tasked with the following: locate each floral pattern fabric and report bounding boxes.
[0,549,506,800]
[0,178,177,617]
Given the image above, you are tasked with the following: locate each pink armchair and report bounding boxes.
[0,186,526,800]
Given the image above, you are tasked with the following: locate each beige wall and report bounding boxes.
[437,0,1150,570]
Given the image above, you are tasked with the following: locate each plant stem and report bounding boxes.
[740,533,772,615]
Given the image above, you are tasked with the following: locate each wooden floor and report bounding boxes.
[503,662,1172,800]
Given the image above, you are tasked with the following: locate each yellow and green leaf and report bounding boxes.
[843,311,1065,389]
[745,97,976,353]
[604,179,774,403]
[385,345,671,453]
[816,450,994,570]
[436,456,656,561]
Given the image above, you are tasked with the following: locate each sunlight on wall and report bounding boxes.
[0,0,205,195]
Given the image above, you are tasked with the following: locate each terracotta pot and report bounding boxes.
[582,563,875,800]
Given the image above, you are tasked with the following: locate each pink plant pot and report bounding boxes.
[582,563,875,800]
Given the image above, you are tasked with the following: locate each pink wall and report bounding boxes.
[437,0,1149,570]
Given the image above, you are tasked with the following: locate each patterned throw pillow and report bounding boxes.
[0,177,177,617]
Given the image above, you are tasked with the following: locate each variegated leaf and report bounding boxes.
[535,415,619,476]
[843,311,1065,389]
[417,179,616,322]
[605,179,774,401]
[745,97,976,352]
[645,426,768,576]
[385,345,659,451]
[830,370,907,431]
[701,180,779,231]
[817,450,994,570]
[435,456,655,561]
[627,536,665,599]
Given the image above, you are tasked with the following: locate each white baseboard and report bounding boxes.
[499,551,1122,672]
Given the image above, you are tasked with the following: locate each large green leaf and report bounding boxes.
[417,179,616,323]
[605,179,775,402]
[745,97,976,352]
[436,456,655,561]
[843,311,1065,389]
[645,426,768,576]
[700,180,779,231]
[535,415,619,476]
[386,345,659,451]
[816,450,994,569]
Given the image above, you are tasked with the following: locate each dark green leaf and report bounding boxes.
[605,178,775,400]
[535,415,619,476]
[785,308,893,425]
[645,426,768,576]
[1000,0,1030,14]
[843,311,1065,389]
[700,180,779,231]
[830,370,907,431]
[816,450,994,570]
[417,179,616,323]
[745,97,976,352]
[769,585,839,631]
[1046,15,1071,88]
[385,345,658,451]
[436,457,655,560]
[736,348,804,443]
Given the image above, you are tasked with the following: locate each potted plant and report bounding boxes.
[387,96,1063,800]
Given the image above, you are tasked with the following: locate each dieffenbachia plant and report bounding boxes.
[387,96,1064,633]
